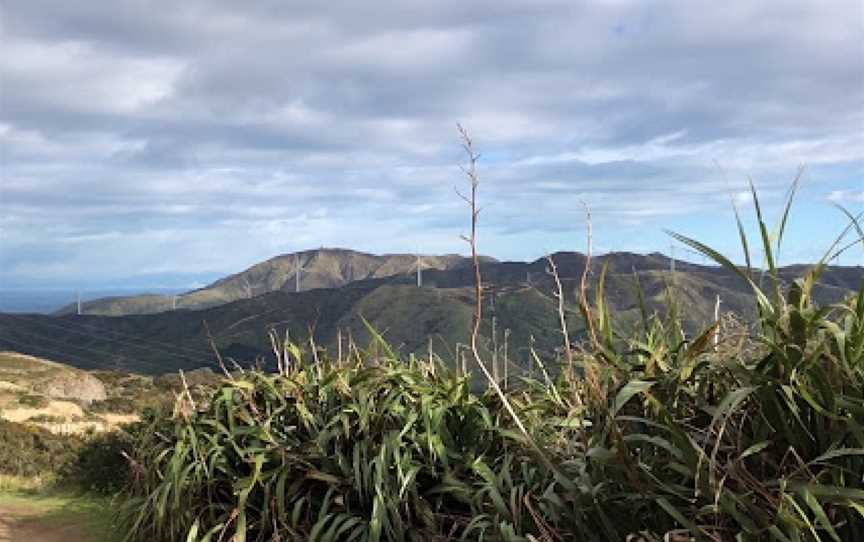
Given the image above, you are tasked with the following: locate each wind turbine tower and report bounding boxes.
[415,254,424,287]
[294,253,307,293]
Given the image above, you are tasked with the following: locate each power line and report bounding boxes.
[5,313,211,363]
[0,323,206,370]
[0,328,212,374]
[1,314,214,366]
[0,333,128,371]
[6,314,210,362]
[0,332,214,374]
[15,314,213,358]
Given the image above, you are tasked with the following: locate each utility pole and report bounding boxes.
[490,287,498,383]
[714,295,722,351]
[416,254,423,288]
[461,350,468,378]
[503,328,510,388]
[172,295,177,310]
[428,336,433,365]
[77,290,82,316]
[455,344,468,378]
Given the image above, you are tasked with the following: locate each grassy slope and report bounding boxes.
[0,489,115,542]
[0,352,92,414]
[3,257,859,375]
[0,351,82,387]
[55,249,473,316]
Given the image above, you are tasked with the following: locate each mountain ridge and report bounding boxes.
[4,250,858,376]
[54,247,862,318]
[55,248,482,316]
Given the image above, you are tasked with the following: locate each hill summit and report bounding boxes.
[56,248,478,316]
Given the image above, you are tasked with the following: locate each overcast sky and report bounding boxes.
[1,0,862,289]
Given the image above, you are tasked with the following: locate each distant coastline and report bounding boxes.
[0,288,185,314]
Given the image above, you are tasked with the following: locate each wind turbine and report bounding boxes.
[678,246,706,266]
[241,277,265,299]
[294,252,307,293]
[415,253,425,287]
[670,244,676,274]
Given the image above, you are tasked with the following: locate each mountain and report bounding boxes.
[3,251,859,376]
[54,249,478,316]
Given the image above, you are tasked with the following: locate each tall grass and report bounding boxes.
[115,181,863,540]
[117,351,532,541]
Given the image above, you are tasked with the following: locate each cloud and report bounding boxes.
[1,0,862,285]
[827,190,864,204]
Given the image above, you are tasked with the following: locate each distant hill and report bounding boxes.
[55,248,478,316]
[3,251,859,376]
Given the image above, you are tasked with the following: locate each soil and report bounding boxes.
[0,501,98,542]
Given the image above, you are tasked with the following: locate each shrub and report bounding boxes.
[26,414,65,423]
[18,393,49,408]
[115,180,863,540]
[62,427,136,494]
[115,270,863,541]
[117,358,524,541]
[0,419,81,477]
[89,396,138,414]
[0,417,136,495]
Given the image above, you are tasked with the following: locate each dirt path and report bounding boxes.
[0,499,103,542]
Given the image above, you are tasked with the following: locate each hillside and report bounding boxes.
[55,249,477,316]
[0,351,106,404]
[54,248,860,319]
[0,351,125,434]
[0,351,223,434]
[3,252,860,376]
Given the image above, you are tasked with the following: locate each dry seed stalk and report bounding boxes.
[546,254,574,379]
[456,124,544,455]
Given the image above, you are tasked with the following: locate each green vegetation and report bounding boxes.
[0,419,80,479]
[87,367,220,414]
[113,184,864,540]
[0,489,117,541]
[17,393,50,408]
[1,156,861,541]
[1,252,858,376]
[54,250,473,316]
[0,418,135,494]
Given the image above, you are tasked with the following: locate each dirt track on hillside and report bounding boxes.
[0,502,94,542]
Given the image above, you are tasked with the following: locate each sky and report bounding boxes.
[1,0,862,290]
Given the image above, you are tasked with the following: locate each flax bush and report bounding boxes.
[117,185,863,541]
